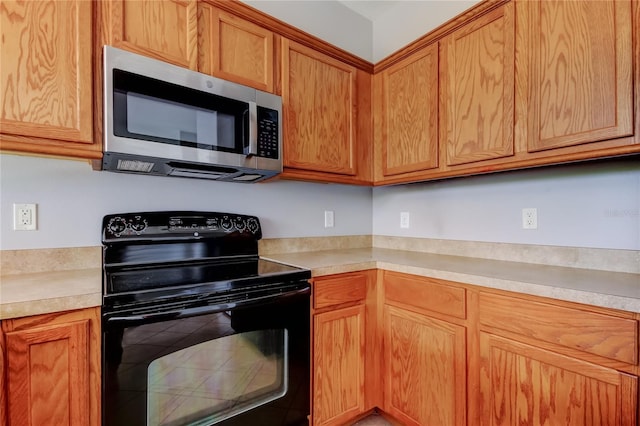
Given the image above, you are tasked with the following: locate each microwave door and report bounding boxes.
[111,69,250,156]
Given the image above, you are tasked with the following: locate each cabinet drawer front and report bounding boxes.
[383,271,466,319]
[479,292,638,365]
[313,272,367,309]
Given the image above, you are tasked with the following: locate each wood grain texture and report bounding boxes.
[479,292,638,365]
[525,0,633,152]
[383,271,466,319]
[0,0,93,144]
[313,272,367,310]
[381,43,439,176]
[442,3,515,166]
[480,332,638,426]
[5,321,88,426]
[108,0,197,69]
[281,68,373,184]
[0,328,6,426]
[199,5,274,92]
[313,304,366,426]
[282,38,358,176]
[384,305,466,426]
[365,270,383,411]
[1,308,101,426]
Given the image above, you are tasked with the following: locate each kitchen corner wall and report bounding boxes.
[0,154,372,250]
[373,160,640,251]
[2,154,638,252]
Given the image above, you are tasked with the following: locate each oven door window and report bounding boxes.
[147,329,287,426]
[112,69,249,153]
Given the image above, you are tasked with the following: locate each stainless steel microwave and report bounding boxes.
[101,46,282,183]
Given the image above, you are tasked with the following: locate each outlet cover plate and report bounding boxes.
[14,203,37,231]
[522,208,538,230]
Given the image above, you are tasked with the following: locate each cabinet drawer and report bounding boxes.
[479,292,638,365]
[313,272,368,309]
[383,271,466,319]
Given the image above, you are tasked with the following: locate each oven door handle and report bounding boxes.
[104,286,310,326]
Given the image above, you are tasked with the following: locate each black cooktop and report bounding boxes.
[106,258,310,294]
[102,211,311,312]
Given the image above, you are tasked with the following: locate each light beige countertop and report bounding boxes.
[263,247,640,313]
[1,242,639,320]
[0,268,102,320]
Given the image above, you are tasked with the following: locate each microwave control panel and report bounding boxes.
[257,106,279,159]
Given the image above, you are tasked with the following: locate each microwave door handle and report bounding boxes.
[244,101,258,157]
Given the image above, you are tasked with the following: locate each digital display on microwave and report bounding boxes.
[112,69,249,154]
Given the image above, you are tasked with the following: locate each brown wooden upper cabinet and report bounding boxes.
[198,5,275,93]
[377,43,439,177]
[102,0,198,70]
[518,0,634,153]
[0,0,97,159]
[441,2,515,167]
[281,39,368,183]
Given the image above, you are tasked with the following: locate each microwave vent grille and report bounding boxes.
[117,159,155,173]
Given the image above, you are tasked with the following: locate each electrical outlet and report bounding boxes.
[14,203,37,231]
[324,210,334,228]
[400,212,410,229]
[522,208,537,230]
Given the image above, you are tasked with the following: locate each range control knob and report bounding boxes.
[233,217,246,232]
[130,216,148,233]
[107,217,127,236]
[220,216,234,232]
[246,218,260,234]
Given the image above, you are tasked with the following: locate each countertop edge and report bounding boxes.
[1,249,638,320]
[263,250,640,313]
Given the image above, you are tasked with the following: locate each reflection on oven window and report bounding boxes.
[146,329,287,426]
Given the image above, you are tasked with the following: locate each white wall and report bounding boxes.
[373,160,640,250]
[242,0,480,63]
[2,155,638,251]
[0,154,373,250]
[242,0,373,61]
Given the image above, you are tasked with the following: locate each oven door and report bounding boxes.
[102,286,310,426]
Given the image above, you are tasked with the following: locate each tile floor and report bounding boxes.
[352,413,392,425]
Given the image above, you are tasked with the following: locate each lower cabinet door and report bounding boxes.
[3,308,100,426]
[384,305,467,426]
[480,332,638,425]
[313,304,366,426]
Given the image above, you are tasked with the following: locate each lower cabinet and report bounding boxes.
[311,271,377,426]
[314,304,366,425]
[479,332,638,425]
[313,270,639,426]
[384,305,466,426]
[477,291,638,426]
[1,307,101,426]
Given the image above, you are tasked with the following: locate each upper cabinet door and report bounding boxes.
[281,39,358,176]
[522,0,633,152]
[105,0,198,69]
[198,5,274,92]
[380,44,439,176]
[442,3,515,167]
[0,0,93,146]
